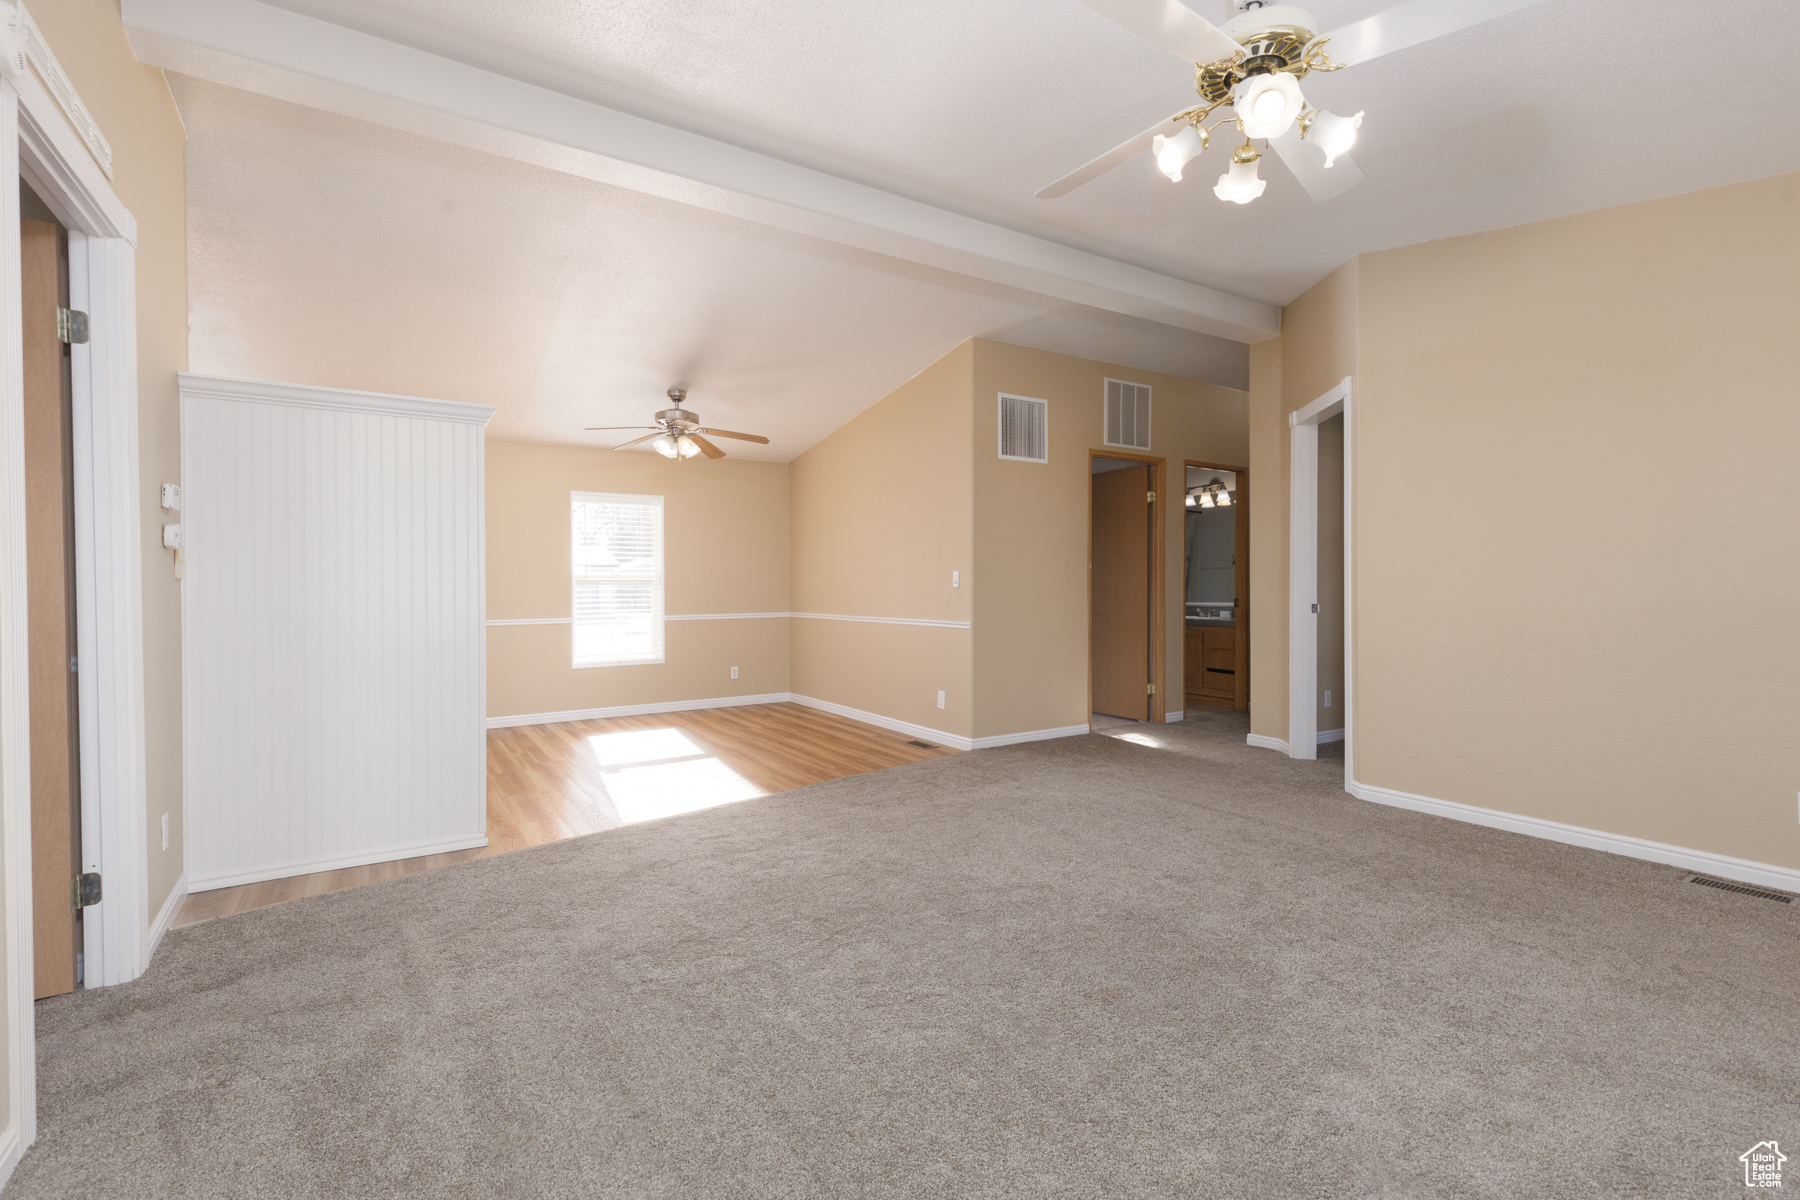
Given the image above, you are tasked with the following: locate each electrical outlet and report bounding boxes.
[162,523,183,550]
[730,666,738,680]
[1324,690,1332,708]
[160,483,181,512]
[952,570,960,587]
[161,812,170,851]
[936,690,946,710]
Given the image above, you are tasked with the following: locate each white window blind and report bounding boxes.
[571,492,664,667]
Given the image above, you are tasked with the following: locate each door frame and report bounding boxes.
[1287,377,1352,776]
[1183,459,1249,712]
[2,5,151,1170]
[1086,449,1166,724]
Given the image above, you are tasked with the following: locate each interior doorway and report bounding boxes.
[1088,451,1165,724]
[20,183,83,997]
[1287,378,1351,771]
[1182,462,1248,713]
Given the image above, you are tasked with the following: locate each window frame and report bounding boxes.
[570,490,665,668]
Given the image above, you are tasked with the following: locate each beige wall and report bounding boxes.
[486,440,789,718]
[970,339,1247,738]
[789,341,973,736]
[1247,260,1359,745]
[29,0,189,936]
[1252,171,1800,873]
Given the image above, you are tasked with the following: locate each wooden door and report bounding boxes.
[1091,464,1151,719]
[22,217,80,998]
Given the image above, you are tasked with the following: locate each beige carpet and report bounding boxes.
[10,710,1795,1198]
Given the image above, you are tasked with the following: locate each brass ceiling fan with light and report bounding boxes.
[585,388,771,460]
[1040,0,1546,205]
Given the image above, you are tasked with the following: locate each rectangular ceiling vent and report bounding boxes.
[998,393,1048,463]
[1104,379,1151,450]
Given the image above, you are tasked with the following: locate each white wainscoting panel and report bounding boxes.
[180,374,495,891]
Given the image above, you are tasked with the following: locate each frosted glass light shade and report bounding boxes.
[1305,108,1363,167]
[1234,72,1303,139]
[651,434,679,458]
[1152,125,1207,182]
[1216,490,1232,506]
[1214,158,1266,204]
[676,436,701,459]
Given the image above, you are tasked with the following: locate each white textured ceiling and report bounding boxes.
[252,0,1800,305]
[174,78,1247,459]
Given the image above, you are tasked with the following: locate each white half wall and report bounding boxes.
[179,374,495,891]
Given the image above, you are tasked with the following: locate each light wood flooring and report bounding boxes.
[175,702,956,927]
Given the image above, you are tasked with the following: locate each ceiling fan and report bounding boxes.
[1040,0,1547,204]
[585,388,771,460]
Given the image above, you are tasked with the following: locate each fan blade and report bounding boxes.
[1323,0,1548,68]
[1036,110,1191,199]
[1083,0,1242,65]
[610,433,661,451]
[583,425,657,431]
[697,428,770,444]
[1268,126,1364,202]
[688,433,727,460]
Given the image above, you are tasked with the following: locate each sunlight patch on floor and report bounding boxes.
[587,728,765,823]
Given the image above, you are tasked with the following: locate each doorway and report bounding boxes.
[1088,451,1165,723]
[20,183,82,997]
[1182,462,1248,713]
[1287,378,1351,771]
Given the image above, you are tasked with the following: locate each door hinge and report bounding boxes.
[1146,683,1157,696]
[72,872,101,909]
[70,655,78,674]
[57,307,89,345]
[1146,490,1155,503]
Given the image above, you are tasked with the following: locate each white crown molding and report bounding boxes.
[10,3,111,178]
[177,373,497,425]
[1348,779,1800,896]
[119,0,1280,344]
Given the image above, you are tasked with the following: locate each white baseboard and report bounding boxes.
[487,692,791,729]
[1349,779,1800,895]
[148,870,188,961]
[188,833,490,893]
[1246,733,1290,754]
[788,693,974,751]
[1164,711,1184,723]
[1318,727,1344,745]
[972,724,1091,749]
[0,1118,21,1194]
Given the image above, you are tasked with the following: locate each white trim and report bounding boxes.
[187,835,490,894]
[1246,733,1291,754]
[176,372,496,424]
[787,693,974,752]
[1317,727,1344,745]
[488,617,571,626]
[1287,376,1352,766]
[971,724,1090,749]
[14,2,110,177]
[996,392,1049,464]
[665,612,787,621]
[117,0,1280,343]
[0,1118,20,1195]
[792,612,971,629]
[486,692,791,729]
[146,870,187,960]
[1347,780,1800,896]
[1164,710,1184,723]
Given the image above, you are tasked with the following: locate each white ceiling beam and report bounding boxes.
[120,0,1279,344]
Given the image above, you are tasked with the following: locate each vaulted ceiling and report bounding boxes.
[136,0,1800,457]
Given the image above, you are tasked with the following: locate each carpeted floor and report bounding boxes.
[10,711,1795,1198]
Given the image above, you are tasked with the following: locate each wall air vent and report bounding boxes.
[1687,874,1792,903]
[998,393,1049,463]
[1104,379,1151,450]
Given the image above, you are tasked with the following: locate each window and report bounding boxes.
[571,492,664,667]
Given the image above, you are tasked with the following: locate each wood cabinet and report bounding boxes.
[1185,625,1243,710]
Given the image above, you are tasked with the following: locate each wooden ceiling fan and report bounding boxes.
[585,388,771,460]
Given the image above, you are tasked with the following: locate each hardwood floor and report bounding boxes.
[175,702,957,927]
